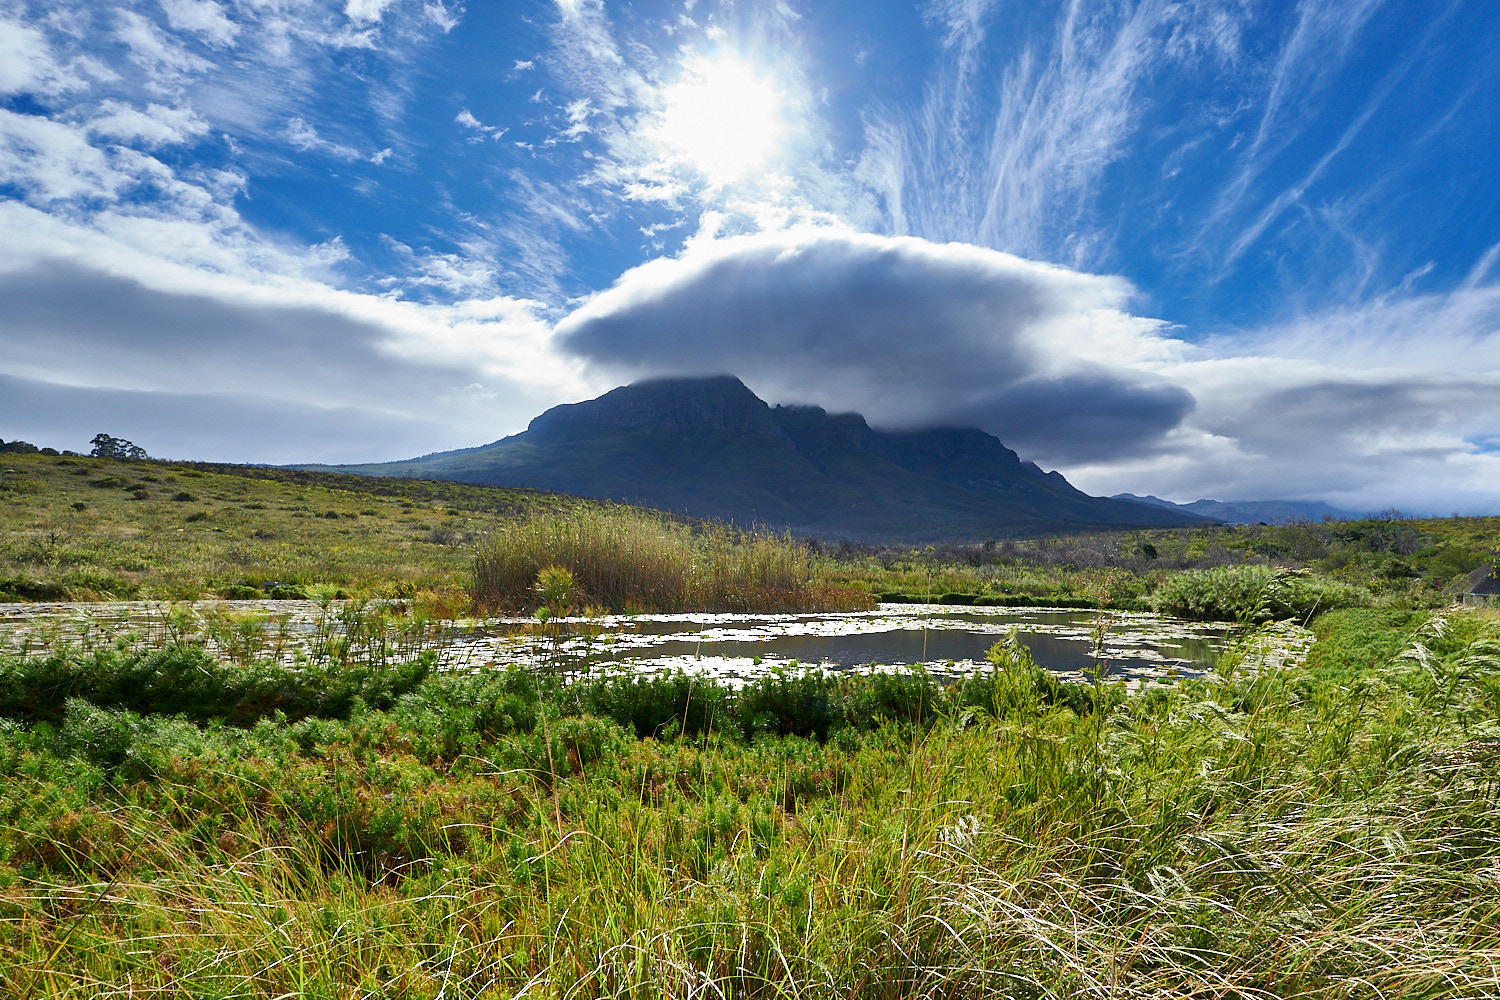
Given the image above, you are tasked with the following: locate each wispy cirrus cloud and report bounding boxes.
[860,0,1243,268]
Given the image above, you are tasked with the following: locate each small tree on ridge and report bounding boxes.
[90,433,149,460]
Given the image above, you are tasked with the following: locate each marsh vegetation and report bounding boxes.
[1,606,1497,996]
[3,454,1500,995]
[3,453,1493,623]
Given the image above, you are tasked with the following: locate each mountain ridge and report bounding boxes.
[1111,493,1360,525]
[308,376,1208,541]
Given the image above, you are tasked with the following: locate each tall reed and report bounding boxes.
[471,508,870,614]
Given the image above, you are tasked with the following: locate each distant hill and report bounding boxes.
[1112,493,1360,525]
[309,376,1208,542]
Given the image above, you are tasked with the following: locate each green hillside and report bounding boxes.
[0,452,608,602]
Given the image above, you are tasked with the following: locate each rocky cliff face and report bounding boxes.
[319,375,1206,541]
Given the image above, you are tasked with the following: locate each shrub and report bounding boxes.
[949,632,1103,718]
[843,669,941,727]
[574,670,732,739]
[1152,566,1371,622]
[0,646,433,727]
[738,669,843,741]
[222,584,263,600]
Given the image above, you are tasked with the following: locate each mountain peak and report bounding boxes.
[527,374,777,441]
[321,375,1206,541]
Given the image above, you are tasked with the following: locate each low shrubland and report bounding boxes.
[0,453,589,602]
[4,451,1494,619]
[828,516,1495,615]
[1,607,1498,997]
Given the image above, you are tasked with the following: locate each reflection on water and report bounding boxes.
[456,605,1232,684]
[0,600,1245,687]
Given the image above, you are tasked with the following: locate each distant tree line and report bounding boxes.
[0,439,66,456]
[0,432,149,459]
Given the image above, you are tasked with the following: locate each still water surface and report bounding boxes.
[0,601,1242,686]
[457,605,1233,685]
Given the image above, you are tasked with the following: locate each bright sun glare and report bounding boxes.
[657,54,782,186]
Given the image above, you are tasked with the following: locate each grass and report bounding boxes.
[1,603,1498,997]
[4,452,1495,621]
[0,453,639,603]
[824,515,1498,615]
[473,508,872,614]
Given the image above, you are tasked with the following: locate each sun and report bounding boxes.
[656,54,783,186]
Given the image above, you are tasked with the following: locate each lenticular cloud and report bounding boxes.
[554,228,1195,463]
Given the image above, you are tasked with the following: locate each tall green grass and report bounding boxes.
[472,508,871,614]
[2,609,1498,997]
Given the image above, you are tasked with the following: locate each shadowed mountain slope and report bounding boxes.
[1112,493,1360,525]
[316,376,1206,541]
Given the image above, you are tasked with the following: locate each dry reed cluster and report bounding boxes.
[471,508,871,614]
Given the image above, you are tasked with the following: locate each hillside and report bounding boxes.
[0,453,607,601]
[318,376,1206,541]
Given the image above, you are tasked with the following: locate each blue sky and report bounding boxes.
[3,0,1500,513]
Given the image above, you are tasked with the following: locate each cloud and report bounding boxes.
[346,0,401,25]
[0,16,73,95]
[552,223,1500,511]
[1070,359,1500,514]
[0,109,137,203]
[555,227,1194,463]
[285,115,361,159]
[158,0,240,47]
[424,3,461,33]
[0,259,472,408]
[0,257,568,462]
[862,0,1238,267]
[0,373,456,465]
[1058,275,1500,512]
[115,9,213,92]
[87,100,211,147]
[455,107,505,142]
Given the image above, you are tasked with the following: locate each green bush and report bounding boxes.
[574,669,732,739]
[0,646,433,727]
[1152,566,1370,622]
[222,584,263,600]
[738,669,843,741]
[843,668,941,727]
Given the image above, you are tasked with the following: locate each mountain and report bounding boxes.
[1112,493,1359,525]
[313,376,1208,541]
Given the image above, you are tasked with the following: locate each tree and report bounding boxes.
[90,433,149,460]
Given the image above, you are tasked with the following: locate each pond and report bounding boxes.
[0,601,1310,688]
[447,604,1238,687]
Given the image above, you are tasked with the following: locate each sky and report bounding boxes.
[2,0,1500,513]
